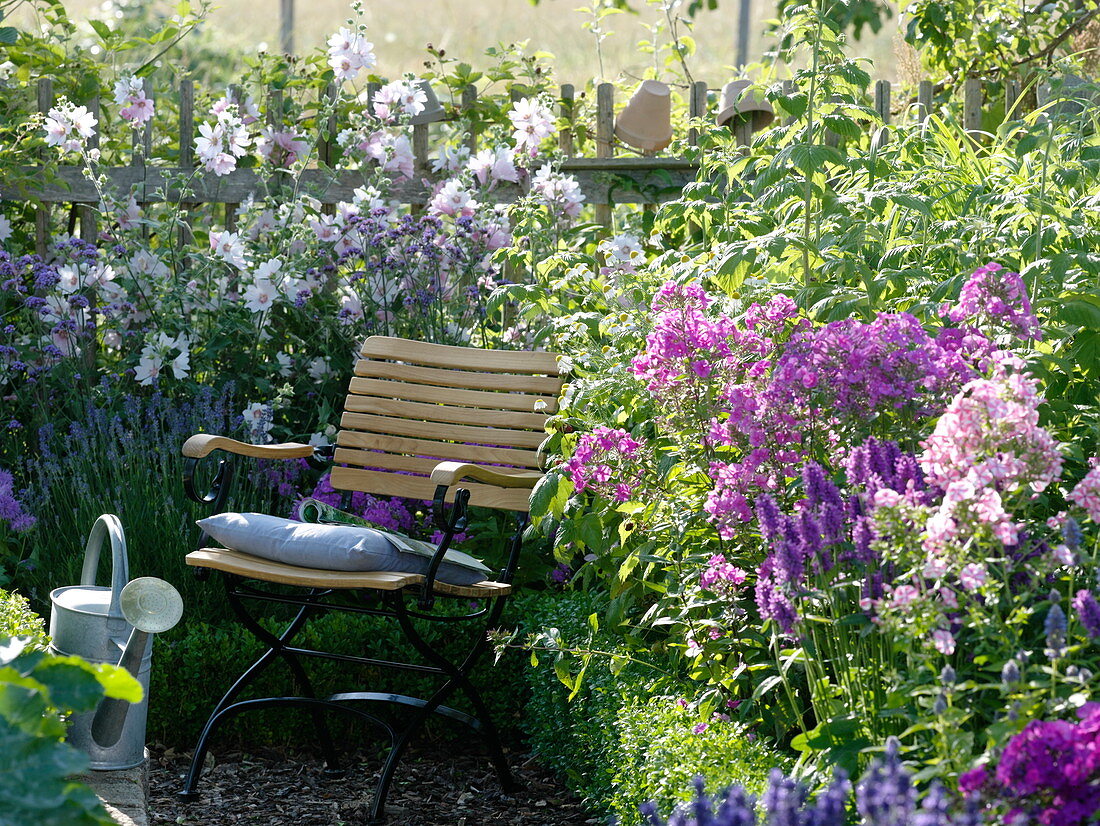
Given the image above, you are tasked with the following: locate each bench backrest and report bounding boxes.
[329,336,563,512]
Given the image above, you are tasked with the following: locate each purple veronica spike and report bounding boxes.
[857,737,915,826]
[1072,590,1100,640]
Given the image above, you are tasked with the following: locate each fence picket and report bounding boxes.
[559,84,575,155]
[5,72,1069,248]
[595,82,614,226]
[35,77,53,257]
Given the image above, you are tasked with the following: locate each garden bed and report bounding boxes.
[148,744,595,826]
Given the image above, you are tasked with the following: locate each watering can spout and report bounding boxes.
[90,577,183,749]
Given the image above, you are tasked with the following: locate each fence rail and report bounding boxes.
[0,73,1041,255]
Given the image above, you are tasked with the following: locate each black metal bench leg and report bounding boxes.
[179,582,339,800]
[365,593,515,822]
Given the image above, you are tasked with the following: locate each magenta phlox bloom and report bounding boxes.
[944,263,1042,341]
[988,705,1100,825]
[699,552,748,592]
[1068,460,1100,523]
[564,426,644,503]
[919,364,1062,553]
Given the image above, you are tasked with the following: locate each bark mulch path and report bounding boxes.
[149,743,601,826]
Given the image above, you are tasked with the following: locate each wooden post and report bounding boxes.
[734,117,753,147]
[35,77,52,257]
[462,84,479,155]
[280,0,294,54]
[688,80,708,146]
[412,122,429,176]
[558,83,575,156]
[78,95,100,244]
[595,82,614,227]
[918,80,933,124]
[225,84,242,230]
[1005,78,1021,121]
[874,79,891,125]
[177,79,195,264]
[964,78,983,136]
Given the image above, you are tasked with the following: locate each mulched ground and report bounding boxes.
[149,743,601,826]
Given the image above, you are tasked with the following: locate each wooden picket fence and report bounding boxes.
[0,74,1035,255]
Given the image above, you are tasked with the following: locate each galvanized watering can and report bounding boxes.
[48,514,183,770]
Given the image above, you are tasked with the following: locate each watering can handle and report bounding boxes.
[79,514,129,621]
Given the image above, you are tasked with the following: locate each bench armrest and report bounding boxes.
[182,434,315,460]
[430,461,542,490]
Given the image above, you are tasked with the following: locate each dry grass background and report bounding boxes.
[30,0,900,85]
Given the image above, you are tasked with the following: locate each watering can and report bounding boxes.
[48,514,184,770]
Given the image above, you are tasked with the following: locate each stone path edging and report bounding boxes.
[76,755,149,826]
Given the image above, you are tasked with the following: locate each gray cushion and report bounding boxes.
[196,513,492,586]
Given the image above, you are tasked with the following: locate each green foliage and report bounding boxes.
[148,596,532,747]
[0,589,48,649]
[520,591,787,824]
[0,635,141,826]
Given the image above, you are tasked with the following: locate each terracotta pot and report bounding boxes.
[614,79,674,152]
[715,79,774,131]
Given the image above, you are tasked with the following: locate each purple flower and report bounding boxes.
[1074,590,1100,640]
[857,737,915,825]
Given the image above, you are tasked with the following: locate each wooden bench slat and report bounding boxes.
[329,466,535,511]
[361,336,561,374]
[332,447,441,475]
[348,377,559,413]
[342,395,550,430]
[336,430,542,469]
[339,412,548,450]
[186,548,511,596]
[354,360,564,395]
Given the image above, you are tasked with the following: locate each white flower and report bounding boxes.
[56,266,83,294]
[327,26,376,81]
[275,351,293,377]
[130,249,170,279]
[255,258,282,281]
[307,357,332,380]
[309,215,340,242]
[598,234,644,270]
[468,147,518,186]
[210,230,248,269]
[0,215,11,244]
[0,62,14,82]
[242,279,278,313]
[170,349,191,379]
[242,402,274,444]
[508,97,554,157]
[134,351,164,385]
[531,164,585,219]
[429,180,479,217]
[432,145,470,174]
[195,121,224,162]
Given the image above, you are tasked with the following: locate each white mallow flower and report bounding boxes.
[429,180,479,217]
[242,279,278,313]
[134,350,164,386]
[0,61,14,82]
[130,249,170,279]
[468,147,519,186]
[307,357,332,380]
[103,330,122,350]
[170,349,191,379]
[210,230,248,269]
[242,402,274,444]
[118,195,142,229]
[338,290,363,324]
[56,265,83,294]
[112,75,144,106]
[310,214,340,242]
[274,351,292,377]
[255,258,282,281]
[0,215,11,243]
[432,145,470,174]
